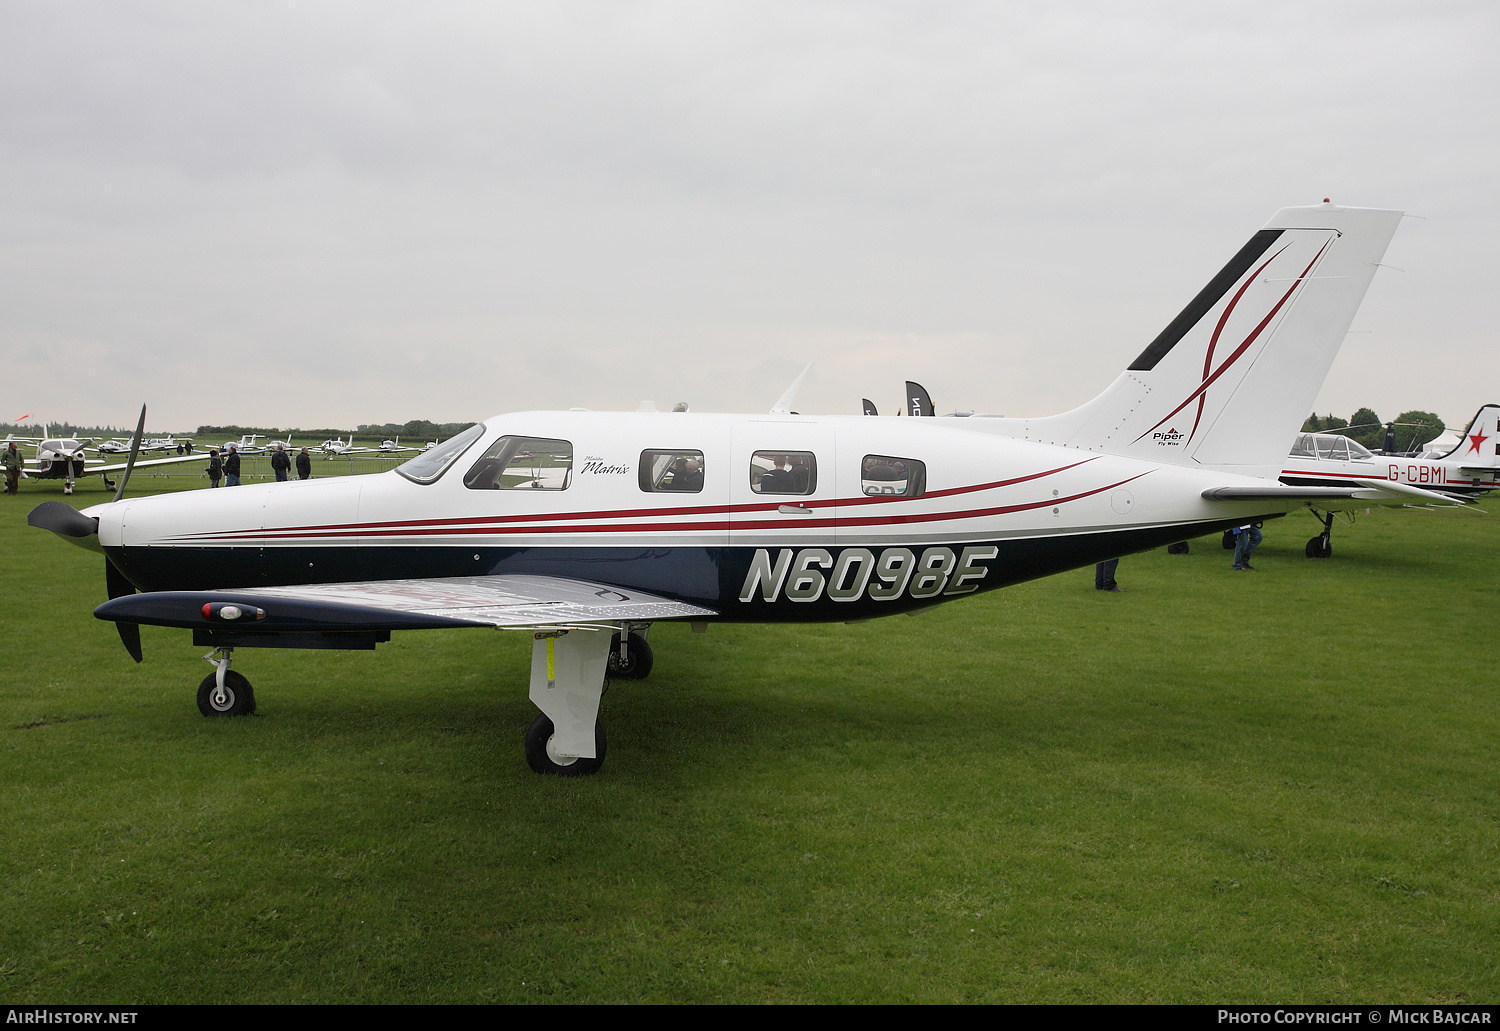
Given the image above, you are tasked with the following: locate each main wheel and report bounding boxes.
[1222,530,1237,550]
[197,671,256,717]
[607,631,654,680]
[1166,541,1189,555]
[525,714,606,776]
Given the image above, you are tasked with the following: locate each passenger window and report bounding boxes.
[1289,435,1316,458]
[861,455,926,498]
[463,436,572,490]
[640,450,705,493]
[750,451,816,495]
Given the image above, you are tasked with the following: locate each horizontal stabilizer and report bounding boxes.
[1204,480,1467,506]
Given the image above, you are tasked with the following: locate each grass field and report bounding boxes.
[2,475,1497,1003]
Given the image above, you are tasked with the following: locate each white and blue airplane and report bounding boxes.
[31,202,1414,775]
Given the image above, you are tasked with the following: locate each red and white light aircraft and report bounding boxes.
[1276,405,1499,556]
[31,202,1415,776]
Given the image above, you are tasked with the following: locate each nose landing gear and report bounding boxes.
[197,647,256,716]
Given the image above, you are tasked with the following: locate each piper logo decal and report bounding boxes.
[1152,428,1185,446]
[739,546,998,604]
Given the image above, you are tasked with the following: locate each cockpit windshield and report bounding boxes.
[395,424,485,485]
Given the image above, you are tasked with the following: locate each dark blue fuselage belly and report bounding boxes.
[107,515,1259,623]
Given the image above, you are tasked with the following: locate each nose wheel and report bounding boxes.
[197,647,256,716]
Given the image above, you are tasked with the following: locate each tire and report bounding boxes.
[1222,531,1237,550]
[1166,541,1189,555]
[197,671,256,717]
[525,714,606,776]
[607,632,654,680]
[1306,537,1334,559]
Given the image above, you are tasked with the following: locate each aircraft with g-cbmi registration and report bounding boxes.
[1274,404,1498,556]
[32,201,1420,777]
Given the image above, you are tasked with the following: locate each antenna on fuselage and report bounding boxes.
[770,364,812,415]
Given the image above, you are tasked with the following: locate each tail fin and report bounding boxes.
[1439,405,1500,470]
[974,203,1404,478]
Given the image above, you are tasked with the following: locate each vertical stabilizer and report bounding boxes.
[1441,405,1500,469]
[972,203,1404,479]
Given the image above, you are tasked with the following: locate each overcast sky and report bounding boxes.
[4,1,1497,433]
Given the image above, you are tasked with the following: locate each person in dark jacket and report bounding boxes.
[270,444,291,482]
[223,445,241,487]
[207,448,223,488]
[295,447,312,480]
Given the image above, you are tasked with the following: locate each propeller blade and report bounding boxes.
[113,404,147,503]
[27,501,99,538]
[105,558,143,663]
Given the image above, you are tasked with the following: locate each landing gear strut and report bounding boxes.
[1306,511,1334,559]
[197,647,256,716]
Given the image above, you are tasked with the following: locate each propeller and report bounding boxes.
[114,404,147,503]
[28,405,150,663]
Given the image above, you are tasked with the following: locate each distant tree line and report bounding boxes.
[1302,408,1446,453]
[194,420,474,441]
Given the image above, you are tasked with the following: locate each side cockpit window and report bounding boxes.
[861,455,926,498]
[640,450,705,493]
[750,452,816,495]
[1289,434,1316,458]
[395,423,485,485]
[464,436,573,490]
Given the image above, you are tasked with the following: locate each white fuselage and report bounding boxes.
[88,410,1301,617]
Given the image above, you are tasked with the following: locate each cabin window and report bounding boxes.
[1346,439,1373,460]
[640,450,705,493]
[1289,434,1316,458]
[395,423,485,485]
[750,452,816,495]
[861,455,926,498]
[463,436,573,490]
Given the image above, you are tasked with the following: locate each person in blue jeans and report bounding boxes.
[1232,523,1263,570]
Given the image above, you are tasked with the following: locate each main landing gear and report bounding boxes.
[197,647,256,717]
[1306,511,1335,559]
[523,624,654,776]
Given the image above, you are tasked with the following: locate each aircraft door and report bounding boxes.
[729,421,838,547]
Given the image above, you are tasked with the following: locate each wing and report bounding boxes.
[87,452,210,475]
[94,573,717,634]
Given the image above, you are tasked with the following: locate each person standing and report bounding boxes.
[270,444,291,482]
[1094,559,1121,592]
[1232,523,1263,571]
[223,444,241,487]
[295,447,312,480]
[3,441,22,495]
[206,448,223,488]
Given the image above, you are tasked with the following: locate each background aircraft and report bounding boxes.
[1278,404,1498,555]
[17,419,204,493]
[31,203,1414,776]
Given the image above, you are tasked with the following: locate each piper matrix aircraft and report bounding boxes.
[1277,405,1499,556]
[32,202,1418,776]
